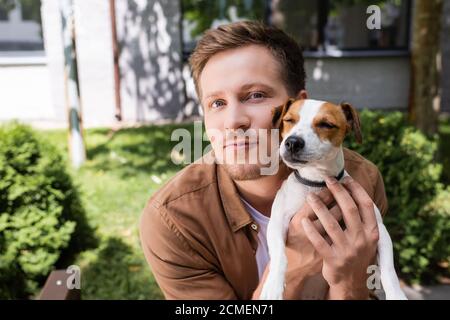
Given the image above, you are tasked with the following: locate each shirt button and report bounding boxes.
[251,223,258,231]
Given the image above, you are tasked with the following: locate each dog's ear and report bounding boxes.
[340,102,362,144]
[272,98,295,129]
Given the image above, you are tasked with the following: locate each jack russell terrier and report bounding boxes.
[259,98,407,300]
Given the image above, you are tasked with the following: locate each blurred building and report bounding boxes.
[0,0,449,128]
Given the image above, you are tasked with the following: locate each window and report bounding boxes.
[21,0,42,23]
[0,8,9,21]
[0,0,44,51]
[182,0,411,56]
[271,0,411,51]
[270,0,320,50]
[0,0,14,21]
[181,0,268,58]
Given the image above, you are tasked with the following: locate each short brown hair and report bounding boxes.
[189,20,306,99]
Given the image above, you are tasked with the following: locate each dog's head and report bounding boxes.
[272,99,362,169]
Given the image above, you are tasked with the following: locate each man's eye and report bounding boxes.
[211,100,225,109]
[317,121,337,129]
[247,92,265,100]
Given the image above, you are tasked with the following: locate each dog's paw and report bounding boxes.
[259,276,285,300]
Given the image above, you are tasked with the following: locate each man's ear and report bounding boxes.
[272,98,295,129]
[340,102,363,144]
[296,89,308,100]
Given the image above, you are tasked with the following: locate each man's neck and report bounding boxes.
[234,164,290,217]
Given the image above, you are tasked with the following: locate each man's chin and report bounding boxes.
[223,164,262,181]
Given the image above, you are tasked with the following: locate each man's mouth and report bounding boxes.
[223,140,258,150]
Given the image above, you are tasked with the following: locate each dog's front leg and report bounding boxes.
[374,204,407,300]
[259,189,295,300]
[259,212,290,299]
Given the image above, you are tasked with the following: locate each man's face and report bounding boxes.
[200,44,294,180]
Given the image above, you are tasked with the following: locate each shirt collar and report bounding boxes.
[216,163,253,232]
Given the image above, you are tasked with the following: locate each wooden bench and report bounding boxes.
[38,270,81,300]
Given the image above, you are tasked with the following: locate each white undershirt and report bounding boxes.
[240,196,270,280]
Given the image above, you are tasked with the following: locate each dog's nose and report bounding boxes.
[285,136,305,154]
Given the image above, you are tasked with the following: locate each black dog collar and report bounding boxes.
[293,168,345,188]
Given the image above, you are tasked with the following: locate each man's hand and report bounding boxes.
[283,187,343,298]
[253,187,343,300]
[301,176,379,300]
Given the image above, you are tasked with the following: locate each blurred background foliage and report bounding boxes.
[346,111,450,284]
[0,112,449,298]
[0,123,96,299]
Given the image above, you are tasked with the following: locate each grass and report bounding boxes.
[41,123,204,299]
[36,117,450,298]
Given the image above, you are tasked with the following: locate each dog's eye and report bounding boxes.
[283,118,294,123]
[317,121,337,129]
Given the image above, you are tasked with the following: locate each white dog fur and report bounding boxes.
[259,99,407,300]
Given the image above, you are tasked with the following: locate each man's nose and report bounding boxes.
[223,102,250,130]
[285,136,305,154]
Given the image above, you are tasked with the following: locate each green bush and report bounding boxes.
[0,122,95,299]
[345,110,449,283]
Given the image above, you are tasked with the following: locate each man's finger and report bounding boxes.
[306,193,347,250]
[291,189,340,236]
[310,204,343,235]
[325,177,363,233]
[292,188,334,222]
[342,176,378,231]
[306,188,335,219]
[301,218,333,258]
[317,188,335,207]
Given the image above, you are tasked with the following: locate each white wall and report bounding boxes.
[40,0,66,125]
[1,0,447,128]
[40,0,116,128]
[1,0,118,128]
[72,0,116,127]
[40,0,189,128]
[115,0,188,123]
[0,64,56,127]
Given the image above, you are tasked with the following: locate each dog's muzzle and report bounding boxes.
[283,136,309,164]
[285,136,305,154]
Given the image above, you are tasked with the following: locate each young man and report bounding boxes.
[139,21,388,300]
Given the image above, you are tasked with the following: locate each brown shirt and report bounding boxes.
[139,148,388,300]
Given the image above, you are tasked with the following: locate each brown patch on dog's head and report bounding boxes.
[272,98,304,138]
[340,102,362,144]
[272,98,294,128]
[313,102,348,147]
[281,101,304,138]
[312,102,362,146]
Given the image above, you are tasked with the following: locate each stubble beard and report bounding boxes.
[222,163,263,181]
[214,130,280,181]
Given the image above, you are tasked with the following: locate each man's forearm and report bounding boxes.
[327,284,370,300]
[251,265,269,299]
[253,265,369,300]
[251,259,318,300]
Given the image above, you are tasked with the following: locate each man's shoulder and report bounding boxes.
[343,147,388,215]
[343,147,383,194]
[343,147,378,173]
[147,154,218,210]
[139,153,223,254]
